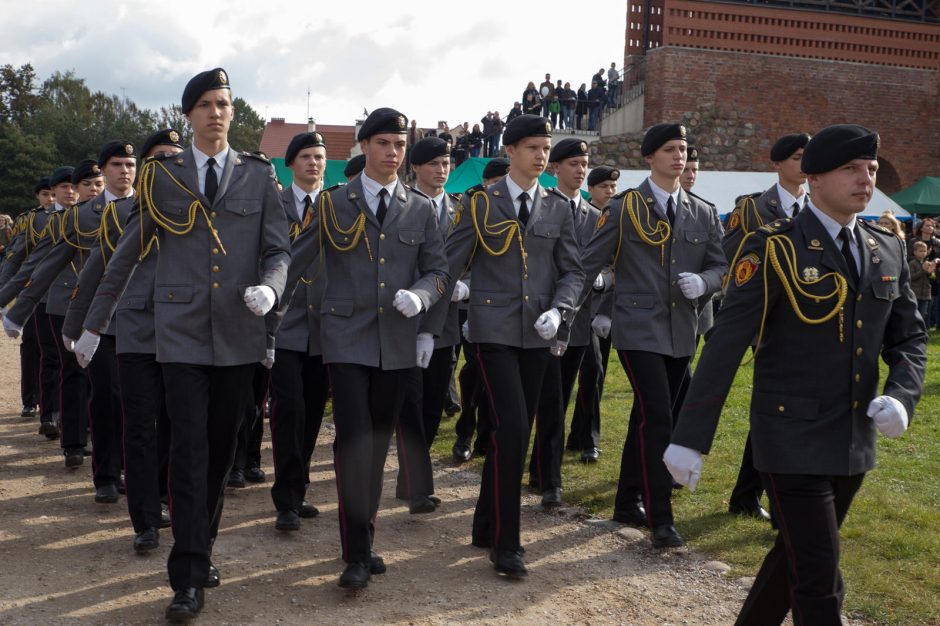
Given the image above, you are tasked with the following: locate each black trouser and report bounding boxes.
[530,353,569,491]
[20,310,40,409]
[615,350,690,527]
[88,335,122,488]
[566,336,604,450]
[328,363,407,564]
[736,473,865,626]
[118,352,170,533]
[395,367,433,500]
[33,304,60,423]
[454,337,492,452]
[48,313,88,451]
[161,363,254,591]
[269,350,328,513]
[730,434,764,505]
[473,344,550,552]
[232,365,268,472]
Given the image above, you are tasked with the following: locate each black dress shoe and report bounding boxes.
[21,405,37,418]
[82,447,92,456]
[160,503,172,528]
[64,448,84,468]
[541,488,562,508]
[275,510,301,531]
[409,495,439,514]
[580,447,600,463]
[298,501,319,518]
[204,563,220,588]
[133,527,159,553]
[444,402,460,417]
[370,551,386,575]
[38,421,59,439]
[95,483,119,504]
[729,500,772,522]
[117,475,126,494]
[452,438,472,462]
[651,524,685,548]
[338,562,371,588]
[612,502,648,527]
[428,495,441,505]
[244,466,266,483]
[490,549,528,578]
[226,468,246,488]
[165,587,204,621]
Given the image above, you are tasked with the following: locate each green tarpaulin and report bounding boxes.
[891,176,940,216]
[271,158,348,190]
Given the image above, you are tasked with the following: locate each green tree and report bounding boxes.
[0,63,42,126]
[156,104,193,146]
[0,122,57,216]
[228,96,265,152]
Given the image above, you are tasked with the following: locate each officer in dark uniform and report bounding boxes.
[577,123,727,548]
[666,124,926,626]
[274,108,449,589]
[427,115,584,578]
[73,68,290,621]
[722,132,811,520]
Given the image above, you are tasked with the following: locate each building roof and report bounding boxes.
[259,118,357,161]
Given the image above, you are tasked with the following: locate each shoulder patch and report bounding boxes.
[594,208,611,232]
[726,206,742,232]
[733,252,761,287]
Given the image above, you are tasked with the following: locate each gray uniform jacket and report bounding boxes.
[578,180,727,358]
[432,192,462,349]
[673,213,927,475]
[81,147,290,366]
[722,185,790,262]
[0,207,64,307]
[426,178,585,348]
[272,176,449,371]
[0,207,46,287]
[567,196,601,347]
[274,186,325,356]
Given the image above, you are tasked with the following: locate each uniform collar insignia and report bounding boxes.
[808,238,824,250]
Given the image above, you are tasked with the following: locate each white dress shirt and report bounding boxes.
[806,200,860,271]
[359,171,398,215]
[191,144,228,196]
[291,183,321,221]
[647,176,681,218]
[505,175,539,217]
[775,183,807,218]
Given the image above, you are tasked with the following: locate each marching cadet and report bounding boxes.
[63,129,184,552]
[722,132,810,521]
[450,157,510,464]
[268,131,330,532]
[395,136,462,513]
[71,69,290,621]
[577,123,727,548]
[566,165,620,459]
[665,124,926,625]
[7,145,134,504]
[274,108,448,589]
[427,115,584,578]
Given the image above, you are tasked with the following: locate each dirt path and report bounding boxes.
[0,338,758,625]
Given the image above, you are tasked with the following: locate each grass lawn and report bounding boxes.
[431,334,940,625]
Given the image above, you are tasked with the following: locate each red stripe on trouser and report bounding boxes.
[47,313,65,447]
[396,421,412,497]
[618,351,653,528]
[474,344,502,548]
[765,473,804,626]
[326,366,349,561]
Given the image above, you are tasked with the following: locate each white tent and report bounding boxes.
[584,170,911,220]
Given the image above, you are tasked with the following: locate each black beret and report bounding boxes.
[801,124,879,175]
[549,138,590,163]
[49,167,75,187]
[482,157,510,180]
[502,114,552,146]
[98,140,136,167]
[344,154,366,179]
[587,166,620,187]
[34,178,51,194]
[285,132,326,166]
[181,68,230,114]
[770,133,811,162]
[641,123,687,156]
[141,128,184,158]
[410,137,451,165]
[357,107,408,141]
[71,159,102,184]
[686,145,699,162]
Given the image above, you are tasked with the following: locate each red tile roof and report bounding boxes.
[259,119,357,161]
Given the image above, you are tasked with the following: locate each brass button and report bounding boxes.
[485,298,492,304]
[241,208,247,215]
[212,265,220,273]
[330,307,335,312]
[379,233,386,240]
[523,274,528,280]
[855,374,861,382]
[671,259,677,264]
[852,400,859,409]
[672,237,677,243]
[379,258,386,264]
[167,293,174,300]
[379,282,385,288]
[671,302,676,308]
[378,306,384,313]
[672,280,677,286]
[210,211,217,218]
[524,295,529,301]
[308,304,314,310]
[212,247,219,255]
[693,238,699,243]
[856,347,863,356]
[778,405,785,412]
[857,294,863,301]
[212,282,220,289]
[856,320,863,329]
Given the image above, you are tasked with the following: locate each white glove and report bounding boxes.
[74,330,100,369]
[593,267,614,291]
[451,280,469,303]
[416,332,434,368]
[591,314,611,339]
[534,308,561,340]
[461,320,470,341]
[393,289,423,318]
[663,443,702,491]
[550,339,568,357]
[244,285,276,316]
[866,395,908,439]
[62,334,76,352]
[677,272,707,300]
[3,315,22,339]
[262,349,275,369]
[593,273,605,290]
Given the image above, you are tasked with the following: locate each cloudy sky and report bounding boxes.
[5,0,626,128]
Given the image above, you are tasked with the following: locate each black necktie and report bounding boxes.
[570,199,577,219]
[205,157,218,204]
[303,194,313,221]
[377,188,388,225]
[791,202,800,217]
[666,195,675,226]
[839,227,860,284]
[518,192,530,227]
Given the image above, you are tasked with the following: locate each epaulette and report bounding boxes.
[144,152,173,163]
[611,188,635,200]
[547,187,569,200]
[464,183,484,195]
[323,182,345,193]
[687,190,716,209]
[241,151,270,163]
[757,217,794,235]
[448,192,462,203]
[734,191,762,205]
[407,185,430,199]
[859,219,894,236]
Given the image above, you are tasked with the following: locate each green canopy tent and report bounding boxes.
[271,158,348,190]
[891,176,940,216]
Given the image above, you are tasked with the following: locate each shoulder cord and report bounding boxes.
[623,190,670,266]
[469,190,527,275]
[319,190,373,262]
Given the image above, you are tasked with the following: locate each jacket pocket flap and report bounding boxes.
[323,299,353,317]
[752,390,819,419]
[153,285,194,303]
[684,230,706,244]
[531,222,561,238]
[224,199,262,217]
[117,296,147,311]
[871,281,898,301]
[398,230,425,245]
[619,293,655,309]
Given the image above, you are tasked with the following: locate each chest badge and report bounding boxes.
[871,255,881,264]
[802,266,820,281]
